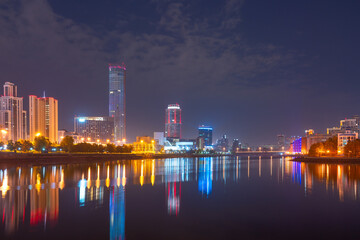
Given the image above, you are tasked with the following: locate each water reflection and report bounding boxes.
[1,157,360,238]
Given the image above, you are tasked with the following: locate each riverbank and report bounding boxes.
[293,156,360,164]
[0,152,230,167]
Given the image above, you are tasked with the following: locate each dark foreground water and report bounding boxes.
[1,156,360,239]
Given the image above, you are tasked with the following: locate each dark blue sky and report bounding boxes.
[1,0,360,145]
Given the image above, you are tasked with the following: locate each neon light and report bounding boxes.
[109,63,126,70]
[199,127,212,130]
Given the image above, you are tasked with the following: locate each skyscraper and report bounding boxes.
[109,63,126,143]
[198,125,213,146]
[29,95,58,143]
[0,82,27,141]
[165,104,181,139]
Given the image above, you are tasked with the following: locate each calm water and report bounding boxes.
[1,156,360,239]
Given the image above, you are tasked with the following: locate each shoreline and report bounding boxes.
[292,156,360,164]
[0,152,231,167]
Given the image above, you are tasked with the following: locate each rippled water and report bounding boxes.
[1,156,360,239]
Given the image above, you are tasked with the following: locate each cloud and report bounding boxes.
[0,0,297,139]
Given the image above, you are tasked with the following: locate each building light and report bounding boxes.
[78,118,86,123]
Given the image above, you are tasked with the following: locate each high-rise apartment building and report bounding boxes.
[0,82,27,141]
[29,95,58,143]
[109,63,126,143]
[165,104,181,139]
[198,125,213,146]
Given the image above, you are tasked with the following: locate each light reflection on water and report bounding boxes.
[0,156,360,239]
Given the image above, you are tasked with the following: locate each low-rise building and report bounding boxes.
[338,131,358,153]
[327,127,342,136]
[58,129,81,144]
[132,136,155,154]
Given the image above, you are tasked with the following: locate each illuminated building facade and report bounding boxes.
[29,95,58,143]
[109,64,126,143]
[337,131,358,153]
[74,116,114,143]
[132,136,155,153]
[198,125,213,146]
[165,104,181,140]
[0,82,27,141]
[292,137,303,154]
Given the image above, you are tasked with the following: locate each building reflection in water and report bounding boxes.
[110,185,125,240]
[0,166,60,235]
[198,158,213,197]
[2,157,360,237]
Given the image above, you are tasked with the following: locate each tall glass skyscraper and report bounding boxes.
[165,104,181,139]
[198,125,213,146]
[109,63,126,143]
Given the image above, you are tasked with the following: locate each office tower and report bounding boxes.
[198,125,213,146]
[165,104,181,139]
[277,134,285,148]
[0,82,27,141]
[29,95,58,143]
[74,116,114,143]
[109,63,126,143]
[215,134,229,152]
[231,139,240,152]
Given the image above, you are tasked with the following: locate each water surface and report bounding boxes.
[0,156,360,239]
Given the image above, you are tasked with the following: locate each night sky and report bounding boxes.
[1,0,360,145]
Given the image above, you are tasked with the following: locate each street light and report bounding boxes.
[87,137,91,142]
[35,132,41,137]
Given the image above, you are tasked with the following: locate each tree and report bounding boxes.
[105,143,116,153]
[34,136,51,152]
[60,136,74,152]
[308,136,338,157]
[344,139,360,157]
[14,141,22,151]
[7,140,14,151]
[308,142,322,157]
[115,144,132,153]
[21,140,33,152]
[323,136,338,153]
